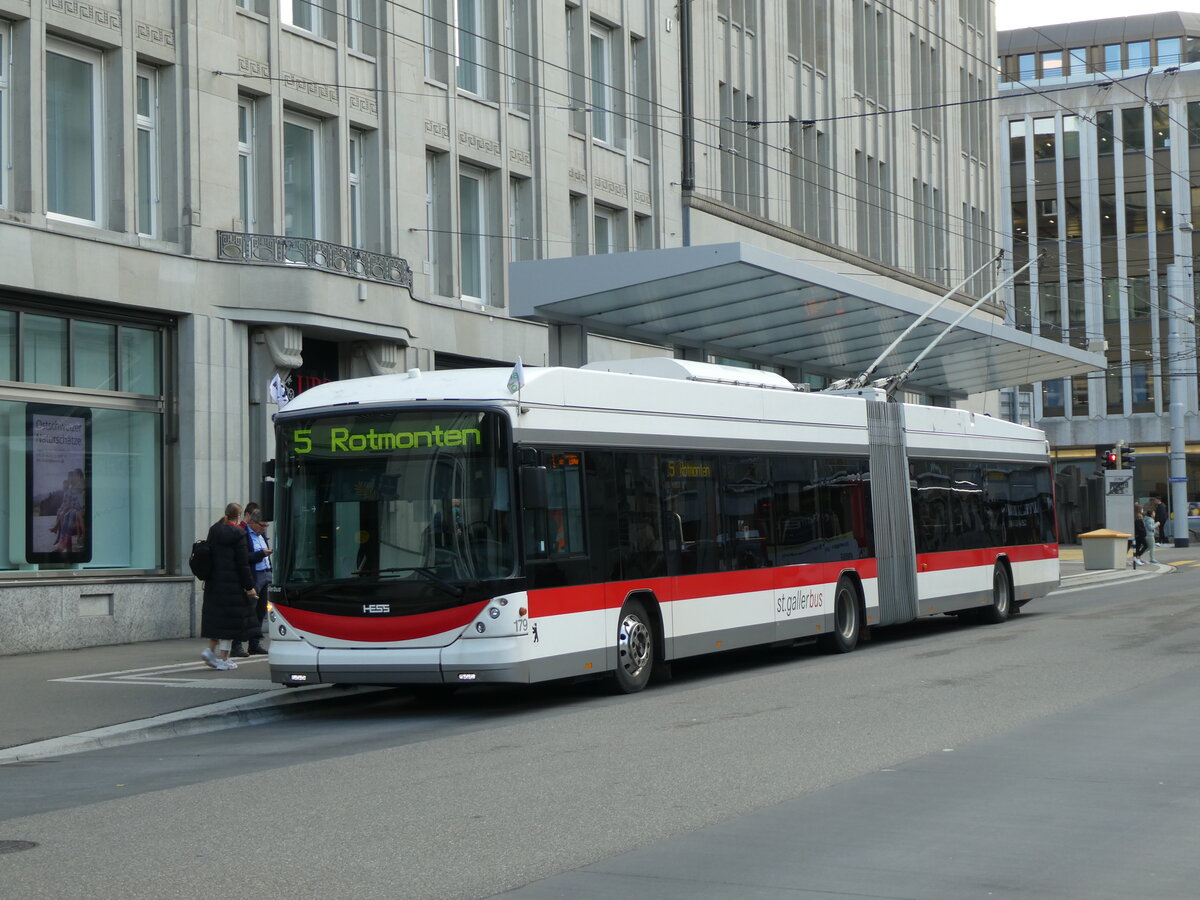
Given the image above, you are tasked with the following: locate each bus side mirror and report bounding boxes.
[520,465,548,510]
[260,479,275,522]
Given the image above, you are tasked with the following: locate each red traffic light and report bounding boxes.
[1102,450,1118,469]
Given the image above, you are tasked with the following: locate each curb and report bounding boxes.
[0,684,383,764]
[1057,562,1174,589]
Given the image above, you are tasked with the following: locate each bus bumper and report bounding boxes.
[268,637,531,686]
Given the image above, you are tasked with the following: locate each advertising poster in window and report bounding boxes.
[27,406,92,564]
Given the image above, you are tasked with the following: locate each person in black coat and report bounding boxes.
[200,502,259,671]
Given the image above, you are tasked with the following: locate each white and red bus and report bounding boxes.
[265,358,1058,692]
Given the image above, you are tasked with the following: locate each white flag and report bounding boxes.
[507,357,526,394]
[269,373,291,408]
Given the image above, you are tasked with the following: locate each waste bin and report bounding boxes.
[1078,528,1131,570]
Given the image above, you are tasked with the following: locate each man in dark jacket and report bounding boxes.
[200,502,258,671]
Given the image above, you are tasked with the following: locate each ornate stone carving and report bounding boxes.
[238,57,271,80]
[458,132,501,159]
[263,325,304,371]
[217,231,414,291]
[593,175,627,197]
[135,21,176,49]
[281,71,339,104]
[46,0,121,32]
[349,92,378,117]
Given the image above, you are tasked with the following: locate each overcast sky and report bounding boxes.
[996,0,1200,31]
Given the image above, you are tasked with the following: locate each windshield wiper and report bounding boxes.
[352,566,466,597]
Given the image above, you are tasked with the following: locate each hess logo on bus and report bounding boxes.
[363,604,391,614]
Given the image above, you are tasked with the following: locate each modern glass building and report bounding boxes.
[998,12,1200,536]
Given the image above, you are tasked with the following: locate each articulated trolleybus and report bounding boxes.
[266,358,1058,692]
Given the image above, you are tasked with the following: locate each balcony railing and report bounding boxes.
[217,231,413,290]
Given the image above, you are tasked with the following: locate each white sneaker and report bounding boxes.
[215,658,238,671]
[1132,558,1144,567]
[201,648,218,669]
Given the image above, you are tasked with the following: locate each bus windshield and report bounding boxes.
[276,408,516,587]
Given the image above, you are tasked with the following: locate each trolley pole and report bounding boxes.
[1167,263,1189,547]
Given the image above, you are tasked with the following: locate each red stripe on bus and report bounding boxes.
[528,559,880,618]
[916,543,1058,573]
[274,601,489,643]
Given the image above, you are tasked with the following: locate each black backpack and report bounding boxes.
[188,538,212,580]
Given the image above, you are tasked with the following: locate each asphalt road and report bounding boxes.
[3,570,1199,899]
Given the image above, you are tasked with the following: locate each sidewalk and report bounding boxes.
[0,638,375,762]
[2,542,1197,762]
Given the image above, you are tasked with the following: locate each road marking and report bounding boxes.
[52,658,272,689]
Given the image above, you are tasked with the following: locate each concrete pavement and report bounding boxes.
[0,542,1192,763]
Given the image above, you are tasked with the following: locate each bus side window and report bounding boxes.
[615,452,665,579]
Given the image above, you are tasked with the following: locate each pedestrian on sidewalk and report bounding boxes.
[200,502,259,672]
[1143,504,1159,564]
[230,500,263,658]
[243,510,273,655]
[1153,496,1169,545]
[1132,503,1148,567]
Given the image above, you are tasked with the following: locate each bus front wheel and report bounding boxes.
[982,563,1012,624]
[611,600,655,694]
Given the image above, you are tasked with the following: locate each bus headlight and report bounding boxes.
[488,606,501,619]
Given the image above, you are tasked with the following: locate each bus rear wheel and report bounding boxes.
[982,563,1012,624]
[611,600,655,694]
[821,578,861,654]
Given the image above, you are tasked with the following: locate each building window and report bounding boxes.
[456,0,483,93]
[135,67,158,238]
[458,165,491,302]
[1067,47,1088,74]
[1121,107,1145,153]
[631,34,651,158]
[1063,115,1080,158]
[0,309,165,573]
[790,119,833,241]
[506,0,533,112]
[347,0,378,56]
[0,21,8,209]
[426,150,452,296]
[1032,117,1055,161]
[1040,51,1063,78]
[1157,37,1182,67]
[509,175,535,262]
[590,23,613,143]
[1017,53,1035,81]
[1127,40,1151,68]
[594,205,617,254]
[1096,109,1115,155]
[1104,44,1122,72]
[282,0,330,38]
[46,40,103,226]
[635,213,654,250]
[425,0,451,83]
[570,193,588,256]
[566,5,587,133]
[424,0,498,98]
[348,131,363,248]
[283,114,322,239]
[237,99,255,230]
[235,0,269,13]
